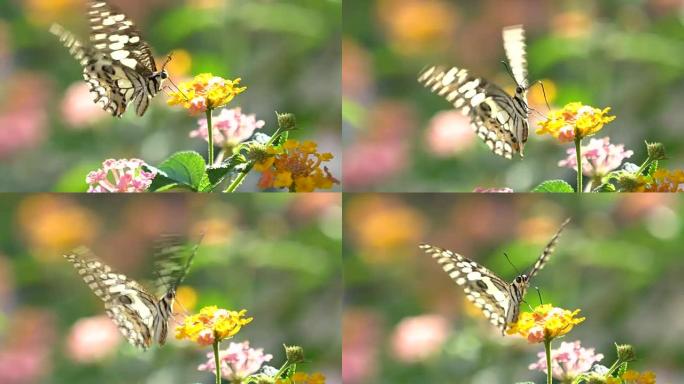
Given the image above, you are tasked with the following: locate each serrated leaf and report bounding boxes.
[149,151,206,191]
[201,165,234,192]
[273,131,289,147]
[531,180,575,193]
[647,160,658,177]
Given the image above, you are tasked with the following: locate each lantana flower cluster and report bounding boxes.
[529,340,604,381]
[175,306,253,346]
[197,341,272,382]
[85,158,156,193]
[168,73,246,114]
[559,137,633,178]
[506,304,585,343]
[255,139,339,192]
[537,102,616,142]
[190,107,265,149]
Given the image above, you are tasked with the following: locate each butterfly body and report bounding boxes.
[418,25,529,159]
[51,1,168,117]
[419,218,569,335]
[64,235,199,349]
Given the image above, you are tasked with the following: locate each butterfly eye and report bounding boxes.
[160,71,168,80]
[119,295,133,305]
[516,86,523,94]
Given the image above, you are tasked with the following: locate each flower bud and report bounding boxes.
[276,112,297,131]
[284,344,305,363]
[616,343,636,362]
[645,141,666,161]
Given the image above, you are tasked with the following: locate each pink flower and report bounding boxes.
[558,137,633,177]
[66,315,121,363]
[190,107,264,148]
[473,187,514,193]
[60,82,107,127]
[343,140,407,189]
[390,314,449,363]
[424,111,475,156]
[86,158,156,192]
[529,340,604,381]
[197,341,272,381]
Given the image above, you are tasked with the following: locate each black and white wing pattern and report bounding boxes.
[419,218,570,335]
[151,234,202,299]
[418,25,530,159]
[50,1,168,117]
[63,235,200,349]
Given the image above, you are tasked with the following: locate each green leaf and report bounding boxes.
[647,160,658,177]
[148,151,206,191]
[273,131,289,147]
[531,179,575,193]
[201,165,234,192]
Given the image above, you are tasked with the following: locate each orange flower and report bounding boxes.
[621,370,656,384]
[637,169,684,192]
[537,102,615,142]
[276,372,326,384]
[256,140,338,192]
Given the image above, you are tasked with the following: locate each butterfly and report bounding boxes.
[50,1,169,117]
[64,234,200,349]
[418,25,529,159]
[419,218,570,335]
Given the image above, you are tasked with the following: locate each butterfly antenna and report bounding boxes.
[535,286,544,305]
[536,80,551,111]
[503,252,523,277]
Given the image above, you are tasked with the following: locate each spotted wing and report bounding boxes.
[418,65,524,159]
[527,218,570,280]
[87,1,156,74]
[503,25,528,94]
[64,247,158,349]
[419,243,511,331]
[152,234,202,298]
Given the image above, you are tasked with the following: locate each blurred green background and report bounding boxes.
[0,0,341,191]
[343,193,684,383]
[342,0,684,191]
[0,193,342,383]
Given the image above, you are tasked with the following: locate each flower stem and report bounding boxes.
[574,137,583,194]
[206,108,214,166]
[635,156,653,177]
[213,339,221,384]
[223,126,284,193]
[544,338,553,384]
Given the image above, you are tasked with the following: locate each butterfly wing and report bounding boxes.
[418,65,524,159]
[419,243,511,331]
[64,247,158,349]
[502,25,528,94]
[88,1,157,74]
[527,218,571,280]
[151,234,201,298]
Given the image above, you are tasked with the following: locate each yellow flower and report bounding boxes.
[175,306,252,345]
[537,102,615,142]
[621,370,656,384]
[276,372,326,384]
[636,169,684,192]
[506,304,585,343]
[167,73,246,113]
[257,139,339,192]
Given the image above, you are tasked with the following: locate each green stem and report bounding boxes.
[545,338,553,384]
[273,360,291,381]
[223,126,284,193]
[635,157,653,177]
[213,339,221,384]
[574,137,583,193]
[207,108,214,166]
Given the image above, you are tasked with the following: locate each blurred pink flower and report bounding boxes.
[390,314,449,363]
[343,140,407,189]
[86,158,156,192]
[190,107,264,148]
[529,340,604,381]
[197,341,272,381]
[66,315,121,363]
[473,187,514,193]
[0,350,48,384]
[60,82,108,127]
[343,309,382,383]
[0,308,56,384]
[558,137,633,177]
[424,111,475,156]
